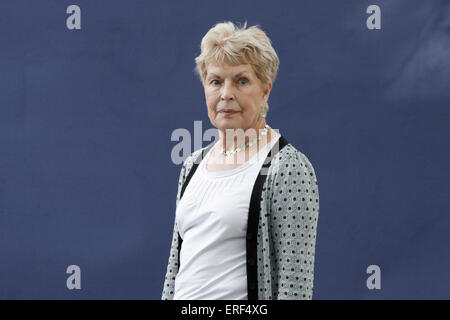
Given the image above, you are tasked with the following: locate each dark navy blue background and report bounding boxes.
[0,0,449,299]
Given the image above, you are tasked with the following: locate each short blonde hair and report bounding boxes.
[194,21,280,117]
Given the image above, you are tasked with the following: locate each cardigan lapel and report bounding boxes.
[246,135,289,300]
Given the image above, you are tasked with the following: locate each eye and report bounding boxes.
[239,78,248,85]
[210,79,220,85]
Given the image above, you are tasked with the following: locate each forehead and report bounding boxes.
[206,62,254,77]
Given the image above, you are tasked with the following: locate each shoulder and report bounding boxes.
[175,146,208,201]
[266,142,320,218]
[268,142,318,186]
[182,146,208,171]
[177,145,210,182]
[274,143,317,173]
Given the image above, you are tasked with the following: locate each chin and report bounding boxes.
[216,121,242,130]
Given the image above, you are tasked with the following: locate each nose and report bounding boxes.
[220,80,235,101]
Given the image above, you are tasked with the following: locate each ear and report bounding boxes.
[263,83,272,101]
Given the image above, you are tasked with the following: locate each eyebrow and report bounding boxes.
[207,72,250,80]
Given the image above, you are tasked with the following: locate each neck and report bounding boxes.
[217,118,268,152]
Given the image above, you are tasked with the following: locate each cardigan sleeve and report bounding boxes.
[161,159,188,300]
[269,150,320,300]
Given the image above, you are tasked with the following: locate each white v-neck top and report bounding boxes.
[173,133,281,300]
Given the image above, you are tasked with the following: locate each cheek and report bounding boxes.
[240,94,257,110]
[205,96,215,110]
[204,98,217,117]
[205,91,218,107]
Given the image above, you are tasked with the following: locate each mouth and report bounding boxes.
[219,109,239,116]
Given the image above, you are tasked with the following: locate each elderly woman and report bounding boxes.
[162,21,319,300]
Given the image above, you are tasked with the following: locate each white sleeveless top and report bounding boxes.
[173,133,281,300]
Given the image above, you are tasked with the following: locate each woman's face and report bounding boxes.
[203,61,272,132]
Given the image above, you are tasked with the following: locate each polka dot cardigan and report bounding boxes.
[162,136,319,300]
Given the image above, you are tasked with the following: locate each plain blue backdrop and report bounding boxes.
[0,0,449,299]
